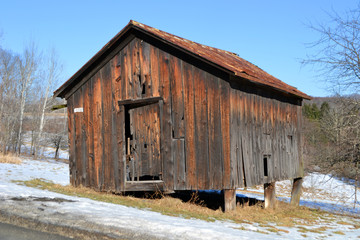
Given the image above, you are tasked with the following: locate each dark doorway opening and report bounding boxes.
[119,97,163,183]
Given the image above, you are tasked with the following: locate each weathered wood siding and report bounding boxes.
[229,84,302,187]
[66,36,302,192]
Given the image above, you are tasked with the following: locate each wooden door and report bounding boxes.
[128,102,161,181]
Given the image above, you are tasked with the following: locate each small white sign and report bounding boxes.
[74,107,83,113]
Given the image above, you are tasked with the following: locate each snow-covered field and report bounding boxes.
[0,157,359,239]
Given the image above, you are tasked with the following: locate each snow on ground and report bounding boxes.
[0,158,359,239]
[239,173,360,216]
[21,131,69,160]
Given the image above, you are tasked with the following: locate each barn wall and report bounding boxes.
[229,85,303,188]
[66,35,302,192]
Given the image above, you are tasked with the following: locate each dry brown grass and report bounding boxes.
[14,178,331,229]
[0,153,22,164]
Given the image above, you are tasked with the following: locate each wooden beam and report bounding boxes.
[264,182,276,208]
[125,181,164,192]
[223,189,236,212]
[290,177,303,206]
[117,96,163,106]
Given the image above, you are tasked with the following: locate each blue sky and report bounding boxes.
[0,0,359,97]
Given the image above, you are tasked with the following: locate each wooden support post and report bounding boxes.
[223,189,236,212]
[290,177,303,206]
[264,182,276,209]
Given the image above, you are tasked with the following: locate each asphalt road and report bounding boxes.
[0,222,72,240]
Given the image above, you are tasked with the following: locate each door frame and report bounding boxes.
[118,97,164,189]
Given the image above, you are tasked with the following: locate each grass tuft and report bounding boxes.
[0,153,22,164]
[15,178,333,228]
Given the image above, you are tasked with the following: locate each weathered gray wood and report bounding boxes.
[235,90,244,187]
[220,80,231,189]
[290,177,303,206]
[241,92,253,187]
[206,75,222,189]
[230,88,239,187]
[125,181,164,191]
[130,103,160,179]
[172,139,185,189]
[264,182,276,208]
[115,105,125,192]
[223,189,236,212]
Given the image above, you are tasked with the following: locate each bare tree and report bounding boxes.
[33,49,62,157]
[303,7,360,94]
[304,6,360,208]
[16,43,39,154]
[0,48,20,154]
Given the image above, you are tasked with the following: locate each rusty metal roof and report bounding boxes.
[54,20,311,99]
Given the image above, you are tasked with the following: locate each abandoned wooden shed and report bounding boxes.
[54,20,311,210]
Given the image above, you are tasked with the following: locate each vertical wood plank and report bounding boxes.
[254,94,262,185]
[139,40,152,98]
[116,104,125,191]
[220,80,231,189]
[230,88,238,188]
[170,56,185,139]
[206,75,222,189]
[67,94,75,186]
[74,89,82,187]
[183,62,197,189]
[241,92,253,187]
[236,91,244,187]
[101,62,114,191]
[150,45,160,97]
[172,139,185,189]
[92,72,103,190]
[110,53,120,192]
[112,51,122,102]
[123,45,132,100]
[131,39,141,99]
[82,83,89,187]
[86,78,95,188]
[193,68,209,189]
[159,50,174,191]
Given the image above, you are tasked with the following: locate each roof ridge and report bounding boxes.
[131,20,238,56]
